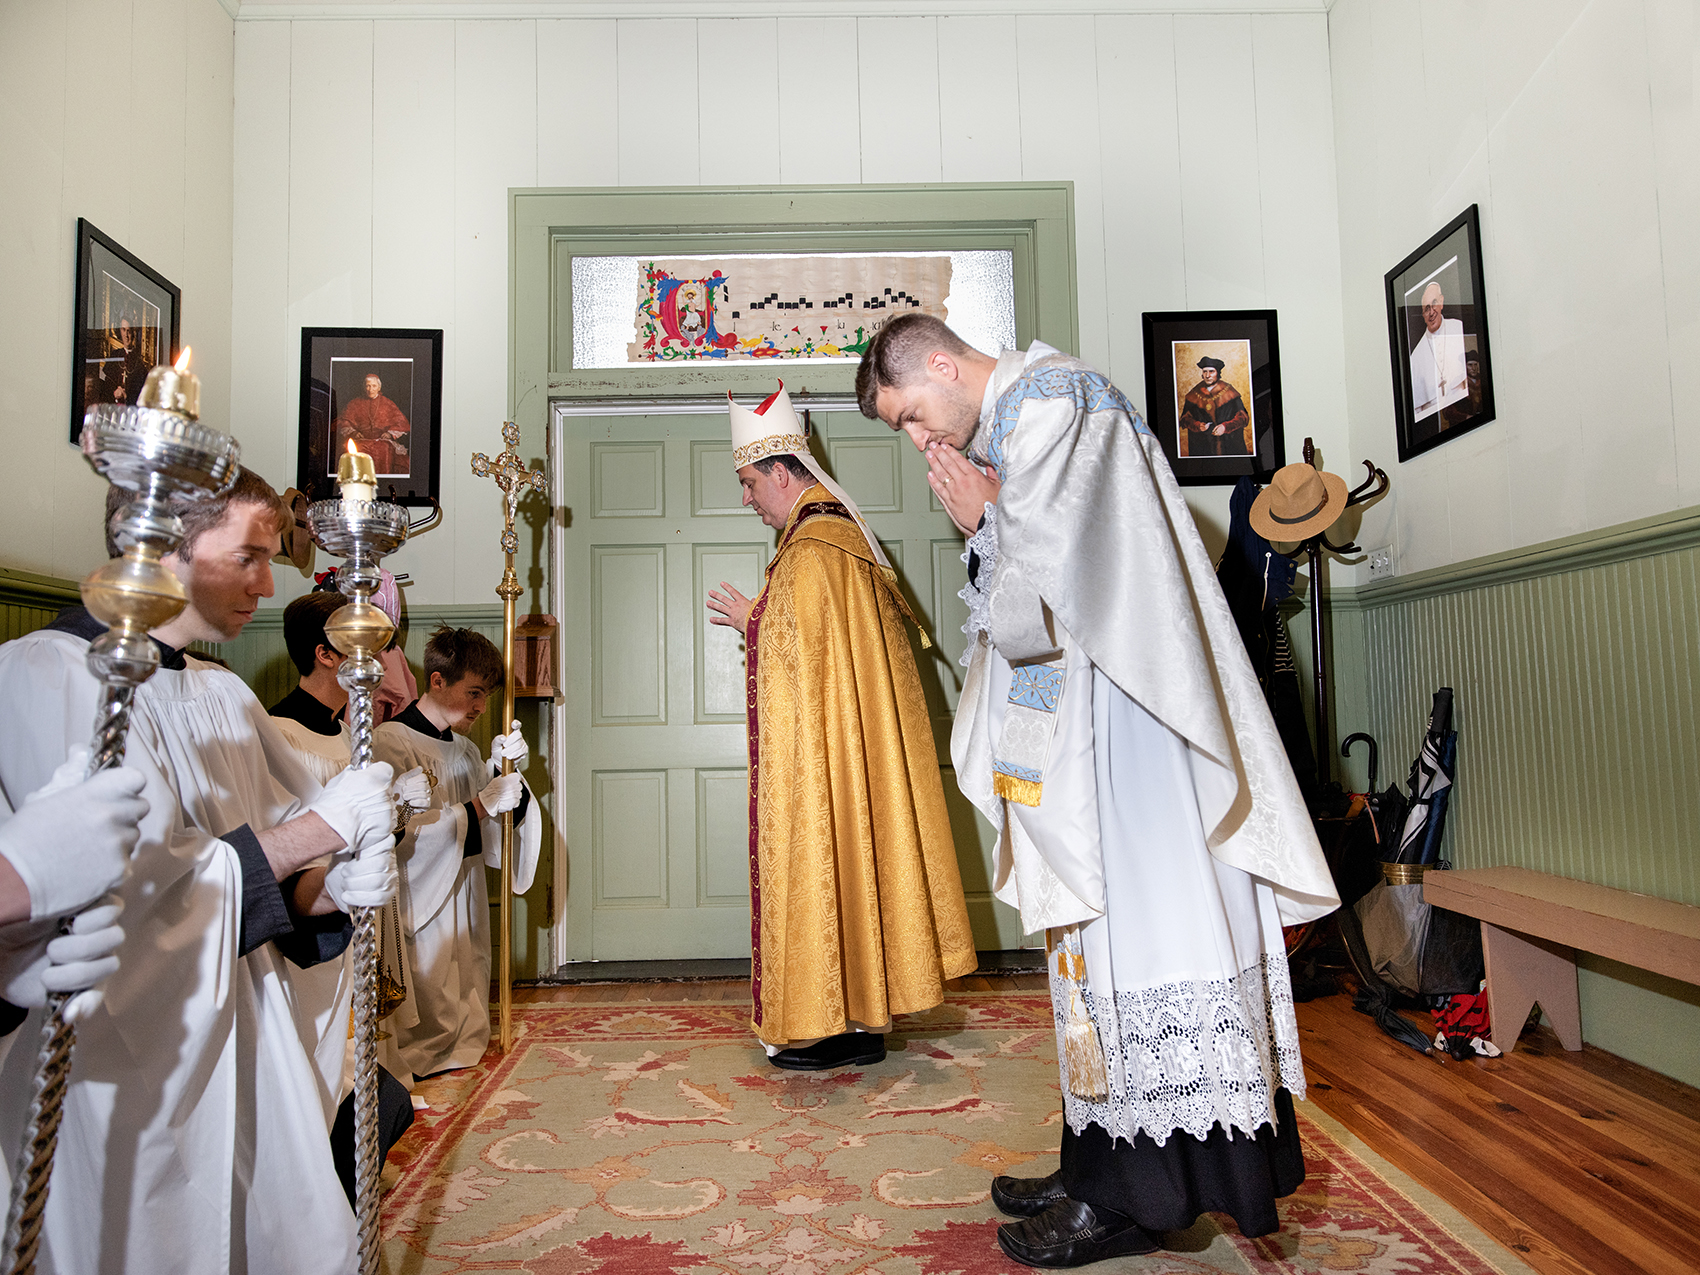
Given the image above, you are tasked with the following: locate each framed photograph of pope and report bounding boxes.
[296,327,443,505]
[1141,310,1285,486]
[1384,204,1496,462]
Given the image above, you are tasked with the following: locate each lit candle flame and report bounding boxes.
[174,347,191,373]
[348,439,360,456]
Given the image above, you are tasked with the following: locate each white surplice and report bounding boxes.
[0,632,355,1275]
[373,717,539,1077]
[266,713,418,1101]
[952,345,1339,1148]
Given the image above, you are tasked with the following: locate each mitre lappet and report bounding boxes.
[727,381,892,570]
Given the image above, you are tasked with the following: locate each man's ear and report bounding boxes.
[428,670,446,693]
[925,349,959,384]
[315,643,341,671]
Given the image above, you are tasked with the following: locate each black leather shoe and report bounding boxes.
[991,1169,1068,1217]
[996,1198,1158,1267]
[769,1031,886,1071]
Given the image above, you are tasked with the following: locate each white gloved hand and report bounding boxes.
[0,895,126,1023]
[6,747,147,921]
[477,773,523,817]
[323,836,398,911]
[390,767,431,811]
[488,722,529,775]
[306,762,394,854]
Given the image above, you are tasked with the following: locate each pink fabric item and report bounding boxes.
[373,571,402,626]
[374,647,418,726]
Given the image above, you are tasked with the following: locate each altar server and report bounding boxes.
[268,590,421,1203]
[374,625,539,1079]
[858,315,1338,1265]
[705,383,975,1070]
[0,467,398,1274]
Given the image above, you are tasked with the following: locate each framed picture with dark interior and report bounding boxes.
[1141,310,1285,487]
[297,327,443,505]
[1384,204,1496,462]
[71,219,181,443]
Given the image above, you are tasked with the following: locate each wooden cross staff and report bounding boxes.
[470,420,547,1051]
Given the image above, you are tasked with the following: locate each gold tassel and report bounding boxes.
[1051,934,1108,1100]
[993,772,1044,807]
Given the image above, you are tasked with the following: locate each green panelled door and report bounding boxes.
[553,408,1022,963]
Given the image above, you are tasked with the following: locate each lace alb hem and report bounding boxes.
[959,503,1001,666]
[1052,952,1305,1147]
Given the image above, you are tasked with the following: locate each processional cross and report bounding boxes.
[470,421,547,1052]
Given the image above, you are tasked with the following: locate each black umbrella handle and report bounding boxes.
[1341,732,1378,794]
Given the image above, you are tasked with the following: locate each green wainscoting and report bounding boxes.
[1326,505,1700,1086]
[0,569,80,644]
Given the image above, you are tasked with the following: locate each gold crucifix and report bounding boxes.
[470,420,547,1052]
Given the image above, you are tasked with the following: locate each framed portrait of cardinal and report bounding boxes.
[297,327,443,505]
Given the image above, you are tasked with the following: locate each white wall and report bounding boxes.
[230,8,1351,605]
[1329,0,1699,579]
[0,0,235,582]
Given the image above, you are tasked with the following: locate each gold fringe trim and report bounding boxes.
[993,772,1043,807]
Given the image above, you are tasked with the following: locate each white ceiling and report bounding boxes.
[226,0,1333,20]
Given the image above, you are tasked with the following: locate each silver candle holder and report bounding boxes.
[306,497,407,1275]
[3,374,239,1275]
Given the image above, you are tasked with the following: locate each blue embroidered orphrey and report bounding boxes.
[1008,663,1065,712]
[983,366,1150,480]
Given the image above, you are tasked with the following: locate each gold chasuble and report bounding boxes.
[744,484,976,1046]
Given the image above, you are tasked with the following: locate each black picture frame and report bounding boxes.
[297,327,443,506]
[1141,309,1284,486]
[71,219,181,444]
[1384,204,1496,462]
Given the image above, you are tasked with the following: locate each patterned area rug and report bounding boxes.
[381,996,1523,1274]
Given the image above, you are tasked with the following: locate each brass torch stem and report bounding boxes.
[497,565,518,1054]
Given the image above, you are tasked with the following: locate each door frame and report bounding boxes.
[511,183,1081,968]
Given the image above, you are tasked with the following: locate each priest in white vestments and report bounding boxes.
[374,625,539,1080]
[859,315,1339,1266]
[0,468,399,1275]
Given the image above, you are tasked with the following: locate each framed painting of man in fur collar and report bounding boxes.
[1142,309,1286,486]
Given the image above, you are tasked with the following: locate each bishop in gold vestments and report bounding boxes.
[708,383,976,1070]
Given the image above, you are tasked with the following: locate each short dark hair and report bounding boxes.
[283,591,345,675]
[751,453,812,482]
[854,313,974,419]
[105,465,287,560]
[423,624,504,691]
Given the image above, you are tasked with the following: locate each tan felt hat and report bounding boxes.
[1250,463,1348,542]
[273,487,316,576]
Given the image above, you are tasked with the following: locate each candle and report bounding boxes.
[138,346,200,419]
[338,441,378,503]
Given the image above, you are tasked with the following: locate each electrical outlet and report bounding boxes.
[1367,546,1395,582]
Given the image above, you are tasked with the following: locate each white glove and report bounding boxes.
[5,747,147,920]
[390,767,431,811]
[488,722,529,775]
[323,836,398,911]
[0,895,126,1024]
[477,773,523,817]
[306,762,394,854]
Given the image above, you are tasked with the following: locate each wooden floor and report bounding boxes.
[516,976,1700,1275]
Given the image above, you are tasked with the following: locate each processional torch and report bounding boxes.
[3,352,239,1275]
[307,444,408,1275]
[470,421,546,1054]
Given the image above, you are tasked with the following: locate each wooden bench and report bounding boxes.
[1422,865,1700,1054]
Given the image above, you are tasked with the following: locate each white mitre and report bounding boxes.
[728,381,890,568]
